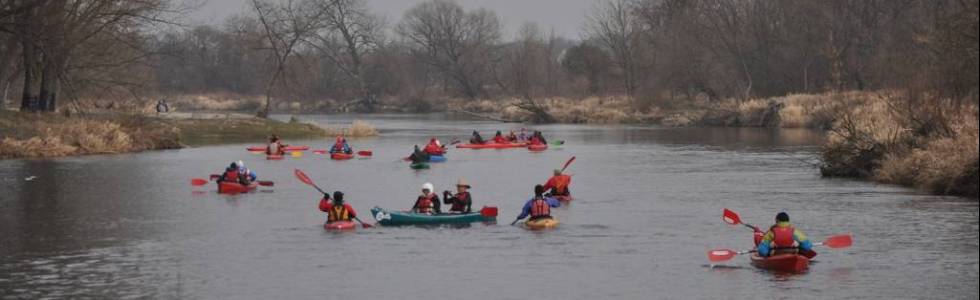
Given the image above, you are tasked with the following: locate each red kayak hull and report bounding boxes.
[247,145,309,152]
[217,182,258,194]
[330,153,354,160]
[266,155,284,160]
[528,144,548,152]
[324,221,356,230]
[456,142,528,149]
[750,253,810,273]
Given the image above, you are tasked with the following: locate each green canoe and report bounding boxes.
[370,206,497,226]
[410,162,430,169]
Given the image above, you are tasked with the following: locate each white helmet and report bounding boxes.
[236,160,245,169]
[422,182,434,193]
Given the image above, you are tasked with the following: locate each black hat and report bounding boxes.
[534,184,545,196]
[333,191,345,203]
[776,212,789,222]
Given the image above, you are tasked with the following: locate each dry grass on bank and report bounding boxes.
[454,96,660,124]
[1,111,181,159]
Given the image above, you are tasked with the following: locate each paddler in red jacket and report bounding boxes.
[542,169,571,197]
[412,182,441,214]
[443,178,473,213]
[266,135,286,155]
[319,191,357,223]
[423,138,444,155]
[491,131,508,144]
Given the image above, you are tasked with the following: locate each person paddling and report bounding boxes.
[235,160,257,183]
[423,138,444,155]
[757,212,814,257]
[443,178,473,214]
[409,145,430,163]
[533,131,548,145]
[491,130,508,144]
[218,163,242,184]
[319,191,358,224]
[470,131,486,144]
[543,169,571,198]
[518,128,529,142]
[329,135,353,154]
[506,131,518,142]
[267,135,286,156]
[514,185,560,223]
[412,183,441,214]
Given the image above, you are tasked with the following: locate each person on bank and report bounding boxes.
[412,183,441,214]
[514,185,561,222]
[443,178,473,214]
[756,212,814,257]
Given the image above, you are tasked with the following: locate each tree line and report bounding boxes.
[1,0,977,116]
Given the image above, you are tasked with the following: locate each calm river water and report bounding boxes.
[1,114,977,299]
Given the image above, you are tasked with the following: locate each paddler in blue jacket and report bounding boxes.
[514,185,561,222]
[757,212,813,257]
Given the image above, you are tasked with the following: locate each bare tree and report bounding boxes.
[398,0,500,99]
[501,23,555,123]
[307,0,384,112]
[585,0,647,98]
[251,0,325,118]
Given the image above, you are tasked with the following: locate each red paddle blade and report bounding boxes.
[191,178,208,186]
[822,234,852,249]
[294,169,314,186]
[257,181,274,187]
[722,208,742,225]
[560,156,576,172]
[361,223,374,228]
[357,150,373,156]
[313,150,327,155]
[480,206,499,217]
[707,249,737,262]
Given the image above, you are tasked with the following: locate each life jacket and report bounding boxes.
[548,175,571,195]
[332,142,346,151]
[222,170,240,182]
[416,194,435,213]
[267,142,281,155]
[327,204,351,222]
[771,224,796,248]
[492,136,508,144]
[423,143,442,154]
[530,197,550,218]
[529,136,543,145]
[450,192,470,211]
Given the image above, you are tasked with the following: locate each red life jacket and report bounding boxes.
[546,175,571,195]
[492,136,507,144]
[529,137,543,145]
[423,143,442,154]
[771,225,796,248]
[332,142,345,151]
[530,197,550,218]
[223,170,240,182]
[450,192,470,211]
[416,194,435,213]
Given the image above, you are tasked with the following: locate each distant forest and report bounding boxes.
[1,0,977,116]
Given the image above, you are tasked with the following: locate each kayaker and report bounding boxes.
[491,131,508,144]
[533,131,548,145]
[518,128,529,141]
[529,134,544,146]
[506,131,518,142]
[443,178,473,214]
[412,183,441,214]
[319,191,357,223]
[756,212,814,257]
[218,163,244,184]
[542,169,571,197]
[235,160,257,183]
[470,131,486,144]
[515,185,561,222]
[267,135,285,155]
[409,145,430,163]
[423,138,443,155]
[329,136,353,154]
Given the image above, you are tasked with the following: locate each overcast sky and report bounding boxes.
[188,0,595,40]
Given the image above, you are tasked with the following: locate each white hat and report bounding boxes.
[422,182,434,192]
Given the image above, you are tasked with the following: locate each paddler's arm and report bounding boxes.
[794,229,813,251]
[546,197,561,208]
[515,200,533,220]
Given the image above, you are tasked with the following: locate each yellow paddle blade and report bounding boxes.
[291,151,303,158]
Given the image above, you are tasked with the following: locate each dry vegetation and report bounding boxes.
[0,111,181,159]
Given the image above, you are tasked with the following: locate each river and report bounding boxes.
[1,114,977,299]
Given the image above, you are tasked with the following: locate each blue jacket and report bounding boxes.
[516,196,561,220]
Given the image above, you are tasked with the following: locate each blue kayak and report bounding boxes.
[430,155,447,163]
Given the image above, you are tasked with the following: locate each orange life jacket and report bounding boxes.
[327,205,351,222]
[771,225,796,248]
[530,197,550,218]
[547,175,571,195]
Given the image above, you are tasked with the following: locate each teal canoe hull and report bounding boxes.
[370,207,495,226]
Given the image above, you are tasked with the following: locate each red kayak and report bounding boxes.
[331,153,354,160]
[247,145,309,152]
[217,181,258,194]
[456,142,528,149]
[553,195,573,202]
[528,144,548,152]
[749,253,810,273]
[324,221,356,231]
[266,154,284,160]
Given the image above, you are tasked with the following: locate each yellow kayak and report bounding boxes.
[524,217,559,230]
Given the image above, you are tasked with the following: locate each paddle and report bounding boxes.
[313,149,328,155]
[560,156,576,173]
[550,140,565,146]
[191,178,209,186]
[357,150,373,157]
[480,206,498,217]
[291,151,303,158]
[707,234,853,262]
[722,208,760,231]
[294,169,373,228]
[510,218,522,226]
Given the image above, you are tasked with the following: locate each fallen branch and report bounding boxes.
[447,107,520,123]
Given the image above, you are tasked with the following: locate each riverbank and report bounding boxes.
[0,110,376,159]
